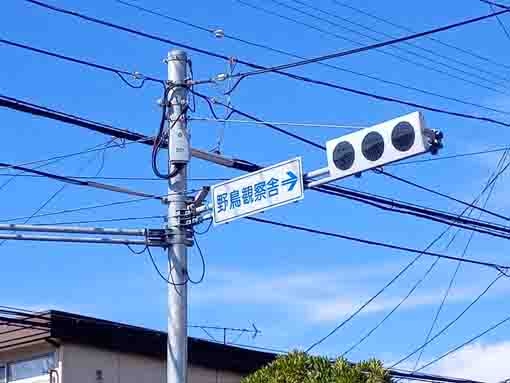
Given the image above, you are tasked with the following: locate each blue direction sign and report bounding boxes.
[211,158,304,225]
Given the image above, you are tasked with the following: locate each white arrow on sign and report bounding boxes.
[211,157,304,225]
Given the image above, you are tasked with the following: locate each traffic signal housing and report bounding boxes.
[325,111,442,182]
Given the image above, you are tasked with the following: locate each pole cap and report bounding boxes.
[168,49,187,61]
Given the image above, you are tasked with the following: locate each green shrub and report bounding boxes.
[242,352,391,383]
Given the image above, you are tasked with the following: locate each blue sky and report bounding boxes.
[2,0,510,380]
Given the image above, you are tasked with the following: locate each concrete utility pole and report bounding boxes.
[166,49,190,383]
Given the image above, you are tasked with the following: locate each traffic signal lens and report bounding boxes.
[333,141,355,170]
[362,131,385,161]
[391,121,415,152]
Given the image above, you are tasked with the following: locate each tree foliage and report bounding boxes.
[241,352,392,383]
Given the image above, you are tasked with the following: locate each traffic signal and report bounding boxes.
[325,112,442,182]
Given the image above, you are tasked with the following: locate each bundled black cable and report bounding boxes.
[152,85,188,179]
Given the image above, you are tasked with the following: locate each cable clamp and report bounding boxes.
[163,228,193,246]
[214,73,228,82]
[213,29,225,38]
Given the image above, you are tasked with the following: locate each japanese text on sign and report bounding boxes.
[212,158,304,225]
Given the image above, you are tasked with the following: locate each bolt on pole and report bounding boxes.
[167,49,190,383]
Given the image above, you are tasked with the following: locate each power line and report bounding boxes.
[341,152,508,358]
[389,369,488,383]
[304,176,502,354]
[7,90,510,240]
[330,0,510,73]
[6,89,510,233]
[0,38,163,87]
[0,138,117,193]
[487,2,510,41]
[0,137,126,176]
[247,212,508,354]
[0,187,204,224]
[256,0,510,96]
[114,0,510,117]
[198,92,510,223]
[389,158,508,370]
[314,184,510,240]
[229,4,510,81]
[0,161,163,200]
[0,174,228,182]
[389,272,503,369]
[283,0,510,87]
[191,117,366,129]
[33,215,165,226]
[0,93,261,174]
[388,146,510,166]
[196,333,491,383]
[236,0,510,97]
[411,151,509,370]
[0,195,162,223]
[376,169,510,222]
[341,256,442,357]
[246,217,510,277]
[0,94,155,144]
[0,148,112,247]
[198,96,325,150]
[413,307,510,372]
[23,0,510,129]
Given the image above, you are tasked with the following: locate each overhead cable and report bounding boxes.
[0,162,162,200]
[389,146,510,166]
[377,167,510,222]
[391,256,506,367]
[0,38,163,86]
[411,151,509,369]
[0,145,115,247]
[191,117,366,130]
[0,94,260,173]
[6,91,510,236]
[196,92,510,223]
[245,217,510,275]
[313,184,510,240]
[413,309,510,372]
[278,0,510,89]
[0,139,116,193]
[0,174,228,182]
[0,195,162,223]
[114,0,510,116]
[0,94,154,144]
[305,169,507,354]
[227,6,510,79]
[34,216,165,226]
[0,139,126,172]
[22,0,510,128]
[7,90,510,231]
[236,0,510,99]
[485,1,510,41]
[330,0,510,73]
[340,152,508,358]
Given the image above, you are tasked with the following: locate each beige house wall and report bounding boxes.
[0,340,248,383]
[0,341,61,383]
[61,342,245,383]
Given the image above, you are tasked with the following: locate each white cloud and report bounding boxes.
[305,286,478,322]
[431,341,510,382]
[192,265,505,324]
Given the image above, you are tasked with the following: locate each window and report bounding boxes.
[6,354,55,382]
[0,365,6,383]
